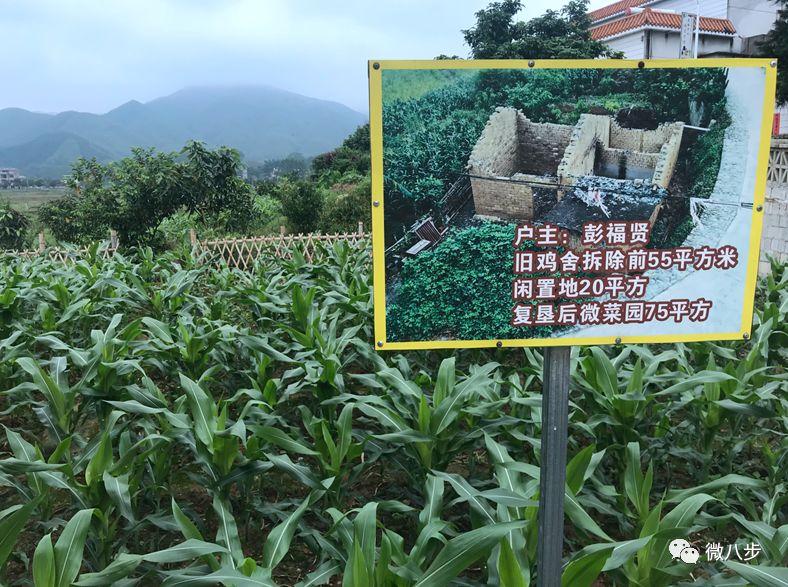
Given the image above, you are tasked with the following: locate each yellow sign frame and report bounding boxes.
[369,58,777,351]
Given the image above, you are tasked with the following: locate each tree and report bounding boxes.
[277,178,325,234]
[38,142,254,247]
[462,0,622,59]
[759,0,788,104]
[0,201,30,250]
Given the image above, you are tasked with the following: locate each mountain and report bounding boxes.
[0,86,367,178]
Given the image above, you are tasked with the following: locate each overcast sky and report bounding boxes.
[1,0,612,115]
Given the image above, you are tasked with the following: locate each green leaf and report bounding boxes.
[160,567,277,586]
[714,399,775,418]
[414,521,526,587]
[85,431,112,487]
[213,496,243,568]
[261,495,311,569]
[565,492,612,542]
[0,498,39,569]
[74,554,142,586]
[33,534,56,587]
[566,445,594,496]
[54,508,95,587]
[172,499,204,541]
[433,357,456,408]
[419,475,444,528]
[666,476,765,503]
[102,472,134,523]
[432,362,498,435]
[723,561,788,587]
[561,548,609,587]
[589,347,618,397]
[144,539,230,563]
[252,425,318,456]
[353,502,378,580]
[654,371,737,397]
[180,374,216,450]
[295,561,341,587]
[498,538,528,587]
[141,317,174,344]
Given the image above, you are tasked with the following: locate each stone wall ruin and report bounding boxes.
[468,107,685,221]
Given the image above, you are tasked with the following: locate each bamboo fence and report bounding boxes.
[193,223,369,270]
[1,225,369,270]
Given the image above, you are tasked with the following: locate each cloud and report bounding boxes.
[0,0,614,113]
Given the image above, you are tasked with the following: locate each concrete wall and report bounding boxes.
[557,114,611,183]
[760,183,788,274]
[604,31,646,58]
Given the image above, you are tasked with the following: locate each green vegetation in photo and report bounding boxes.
[381,66,730,221]
[689,116,731,198]
[387,222,558,341]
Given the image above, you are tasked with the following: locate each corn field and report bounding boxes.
[0,242,786,586]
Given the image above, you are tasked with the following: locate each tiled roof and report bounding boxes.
[589,0,650,23]
[591,10,736,40]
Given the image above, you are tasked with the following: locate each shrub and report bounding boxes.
[0,201,30,250]
[278,178,325,234]
[319,178,370,234]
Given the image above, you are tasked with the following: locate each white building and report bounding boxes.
[590,0,786,134]
[590,0,779,57]
[0,168,22,185]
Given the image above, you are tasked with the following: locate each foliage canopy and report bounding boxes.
[38,141,254,247]
[759,0,788,105]
[462,0,622,59]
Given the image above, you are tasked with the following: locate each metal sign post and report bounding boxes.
[537,346,571,587]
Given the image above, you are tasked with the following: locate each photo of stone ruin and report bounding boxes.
[468,107,685,243]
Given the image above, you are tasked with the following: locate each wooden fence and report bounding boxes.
[192,223,369,270]
[1,226,369,270]
[1,231,119,263]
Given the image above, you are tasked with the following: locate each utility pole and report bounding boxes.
[693,0,701,58]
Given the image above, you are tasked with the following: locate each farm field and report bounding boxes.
[0,189,66,213]
[0,242,786,586]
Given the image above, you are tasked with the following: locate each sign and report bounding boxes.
[369,59,776,350]
[680,13,694,58]
[774,112,781,136]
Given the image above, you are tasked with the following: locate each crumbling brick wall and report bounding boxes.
[468,107,520,176]
[609,120,682,153]
[471,176,534,220]
[558,114,611,182]
[652,125,684,188]
[468,107,683,221]
[517,112,573,174]
[597,148,660,172]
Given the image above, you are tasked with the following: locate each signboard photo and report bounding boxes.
[369,59,777,350]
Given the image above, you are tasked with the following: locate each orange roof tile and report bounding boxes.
[589,0,649,23]
[591,10,736,40]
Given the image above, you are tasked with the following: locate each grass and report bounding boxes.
[0,189,65,213]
